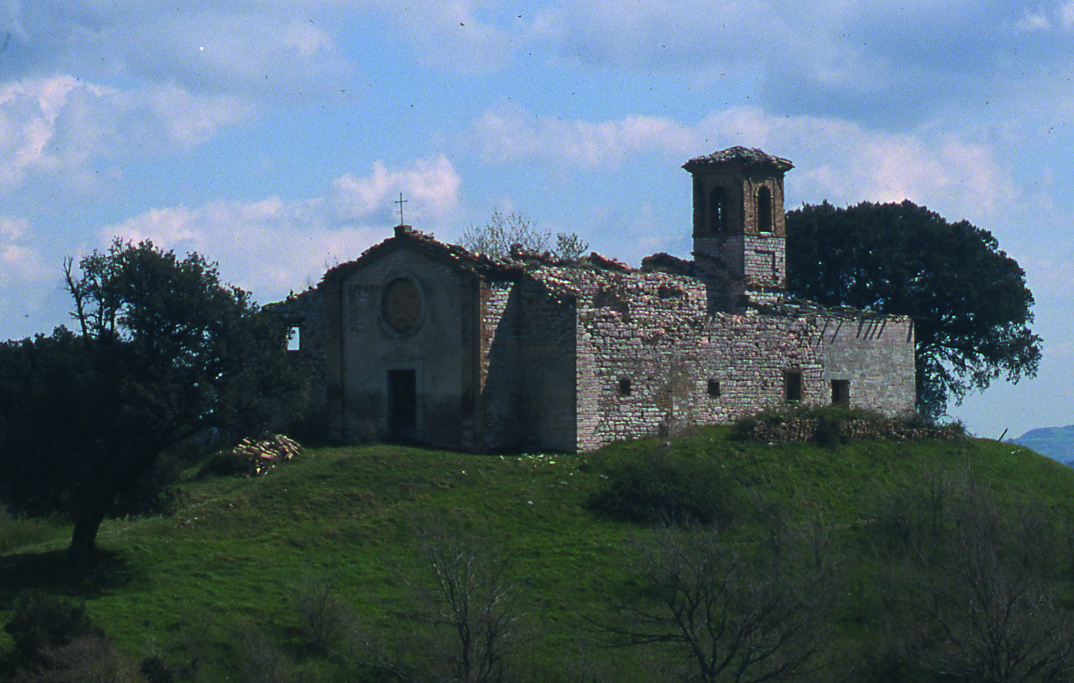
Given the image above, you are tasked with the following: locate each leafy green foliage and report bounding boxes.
[0,240,306,566]
[2,592,102,670]
[786,201,1041,418]
[588,448,740,526]
[1,593,147,683]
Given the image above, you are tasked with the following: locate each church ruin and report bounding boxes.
[269,147,916,452]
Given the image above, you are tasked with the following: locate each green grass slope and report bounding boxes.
[2,427,1073,681]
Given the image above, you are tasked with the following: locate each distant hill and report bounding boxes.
[1010,425,1074,465]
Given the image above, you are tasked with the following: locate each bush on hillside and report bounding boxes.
[732,405,962,445]
[1,588,106,674]
[291,574,354,654]
[588,449,738,526]
[11,636,145,683]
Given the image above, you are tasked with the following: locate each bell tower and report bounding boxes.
[683,147,792,309]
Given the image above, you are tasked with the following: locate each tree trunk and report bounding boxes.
[67,503,108,568]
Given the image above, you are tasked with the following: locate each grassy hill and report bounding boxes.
[3,425,1074,682]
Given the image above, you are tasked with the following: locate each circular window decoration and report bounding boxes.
[381,277,423,336]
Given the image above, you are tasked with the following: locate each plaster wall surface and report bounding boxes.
[336,247,476,447]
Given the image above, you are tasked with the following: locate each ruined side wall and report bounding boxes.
[477,276,578,452]
[566,267,912,452]
[818,315,916,415]
[517,279,577,452]
[264,289,329,417]
[478,280,522,449]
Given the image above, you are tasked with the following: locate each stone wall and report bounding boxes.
[477,274,579,452]
[478,279,522,449]
[548,265,914,452]
[267,238,916,454]
[264,288,328,412]
[818,314,916,415]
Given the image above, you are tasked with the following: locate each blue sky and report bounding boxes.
[1,0,1072,438]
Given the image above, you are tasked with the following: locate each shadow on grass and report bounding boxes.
[0,549,142,609]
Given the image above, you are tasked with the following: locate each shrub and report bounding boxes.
[731,405,949,445]
[3,592,105,670]
[139,653,178,683]
[588,450,738,526]
[291,573,354,654]
[0,508,52,553]
[12,636,145,683]
[231,623,300,683]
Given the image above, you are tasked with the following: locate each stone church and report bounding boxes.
[270,147,916,452]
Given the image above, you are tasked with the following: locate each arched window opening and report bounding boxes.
[758,186,773,233]
[709,186,727,234]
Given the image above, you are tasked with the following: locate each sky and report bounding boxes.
[0,0,1072,439]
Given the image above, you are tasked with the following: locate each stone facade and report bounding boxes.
[268,147,916,452]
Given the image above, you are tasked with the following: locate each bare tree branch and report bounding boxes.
[592,525,837,683]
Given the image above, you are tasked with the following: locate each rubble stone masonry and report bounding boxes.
[267,147,918,452]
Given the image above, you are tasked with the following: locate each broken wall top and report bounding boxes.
[683,146,793,173]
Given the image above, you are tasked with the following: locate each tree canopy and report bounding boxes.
[461,210,589,261]
[0,240,305,566]
[785,200,1041,419]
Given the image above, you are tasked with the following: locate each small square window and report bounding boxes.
[831,379,850,406]
[618,378,632,396]
[707,379,721,397]
[784,370,803,402]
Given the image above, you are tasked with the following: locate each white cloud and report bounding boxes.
[0,214,50,333]
[0,75,253,191]
[0,2,356,99]
[1016,1,1074,30]
[128,11,355,97]
[330,154,461,220]
[387,0,517,73]
[470,104,1017,221]
[538,0,1074,129]
[102,155,462,301]
[0,214,45,282]
[472,103,698,167]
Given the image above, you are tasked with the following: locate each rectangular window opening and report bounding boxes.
[618,378,632,397]
[707,379,721,398]
[287,326,301,352]
[784,370,803,402]
[831,379,850,406]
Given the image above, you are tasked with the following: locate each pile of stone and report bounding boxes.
[230,434,303,475]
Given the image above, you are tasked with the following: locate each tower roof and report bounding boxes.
[683,146,793,173]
